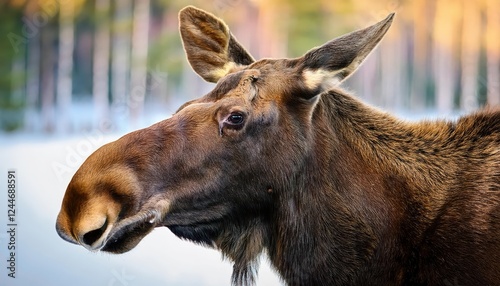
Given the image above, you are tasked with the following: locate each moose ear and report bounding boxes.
[300,13,394,92]
[179,6,255,83]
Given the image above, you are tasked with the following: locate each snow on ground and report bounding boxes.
[0,132,282,286]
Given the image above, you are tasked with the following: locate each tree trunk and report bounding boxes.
[380,29,405,111]
[460,0,480,112]
[129,0,150,126]
[93,0,111,129]
[25,30,40,132]
[433,0,460,113]
[56,0,75,133]
[485,0,500,106]
[40,27,55,133]
[410,0,432,110]
[356,45,378,104]
[111,0,132,129]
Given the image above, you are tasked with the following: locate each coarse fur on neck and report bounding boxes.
[259,89,500,285]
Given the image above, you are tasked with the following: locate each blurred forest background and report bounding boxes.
[0,0,499,134]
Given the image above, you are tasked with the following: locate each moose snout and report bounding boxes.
[56,211,112,251]
[55,215,78,245]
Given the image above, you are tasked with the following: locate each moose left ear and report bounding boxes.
[299,13,395,92]
[179,6,255,83]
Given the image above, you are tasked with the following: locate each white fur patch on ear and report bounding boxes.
[302,68,342,91]
[209,61,241,81]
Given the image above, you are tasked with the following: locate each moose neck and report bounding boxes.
[268,89,456,284]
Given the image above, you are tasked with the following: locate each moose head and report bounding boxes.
[56,6,396,284]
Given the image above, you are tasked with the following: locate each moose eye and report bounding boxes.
[219,111,246,136]
[226,113,245,125]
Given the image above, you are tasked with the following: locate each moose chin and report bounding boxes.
[56,5,500,286]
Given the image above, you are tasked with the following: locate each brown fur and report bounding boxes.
[56,6,500,285]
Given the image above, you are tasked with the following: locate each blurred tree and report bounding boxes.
[56,0,76,132]
[0,1,26,131]
[147,6,183,99]
[485,0,500,106]
[433,0,461,113]
[1,0,499,133]
[111,0,132,129]
[129,0,151,125]
[409,0,433,110]
[284,0,325,57]
[460,0,480,112]
[93,0,111,128]
[38,4,58,133]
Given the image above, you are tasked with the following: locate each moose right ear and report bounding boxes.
[179,6,255,83]
[299,13,394,94]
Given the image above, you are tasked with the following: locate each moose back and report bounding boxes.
[56,6,500,285]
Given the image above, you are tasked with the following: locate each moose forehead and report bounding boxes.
[177,59,302,113]
[206,69,258,101]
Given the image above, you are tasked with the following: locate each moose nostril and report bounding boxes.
[81,218,108,247]
[56,222,78,245]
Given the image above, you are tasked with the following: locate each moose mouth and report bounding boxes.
[97,210,163,254]
[98,209,225,253]
[87,195,230,253]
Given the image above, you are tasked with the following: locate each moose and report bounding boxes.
[56,6,500,285]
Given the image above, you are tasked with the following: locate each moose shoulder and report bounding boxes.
[56,6,500,285]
